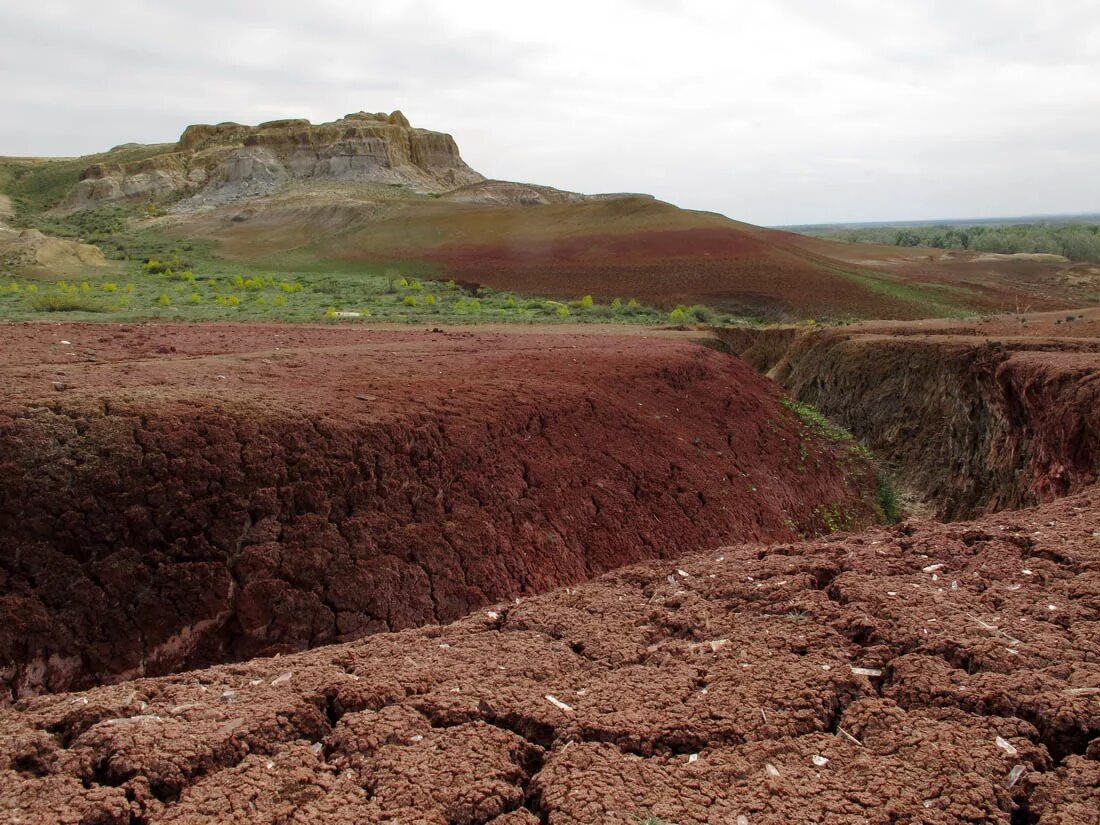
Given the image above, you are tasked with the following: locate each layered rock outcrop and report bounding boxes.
[0,226,106,271]
[63,111,484,209]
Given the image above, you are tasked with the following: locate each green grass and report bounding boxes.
[0,204,749,326]
[0,259,689,324]
[781,398,854,442]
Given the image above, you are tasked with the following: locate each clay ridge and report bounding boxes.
[0,325,879,700]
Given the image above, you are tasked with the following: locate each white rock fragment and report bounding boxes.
[765,762,781,777]
[922,563,945,573]
[737,816,749,825]
[60,340,71,345]
[850,666,883,677]
[687,753,699,764]
[271,671,292,685]
[1022,569,1033,576]
[677,569,690,578]
[811,755,829,767]
[545,694,573,712]
[995,736,1018,756]
[104,714,162,725]
[486,611,499,620]
[1005,764,1026,788]
[310,742,324,755]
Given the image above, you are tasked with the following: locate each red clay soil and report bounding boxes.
[183,194,1094,321]
[0,323,880,701]
[2,483,1098,824]
[719,307,1100,520]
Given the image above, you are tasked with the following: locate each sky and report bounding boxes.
[2,0,1098,225]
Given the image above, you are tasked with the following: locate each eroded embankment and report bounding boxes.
[0,324,880,701]
[2,482,1098,824]
[718,312,1100,520]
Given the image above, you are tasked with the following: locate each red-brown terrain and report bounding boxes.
[2,315,1100,823]
[183,192,1100,320]
[2,482,1098,824]
[720,306,1100,519]
[0,323,880,700]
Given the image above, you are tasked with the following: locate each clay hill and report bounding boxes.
[4,110,1098,319]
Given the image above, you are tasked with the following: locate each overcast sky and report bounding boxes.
[2,0,1098,225]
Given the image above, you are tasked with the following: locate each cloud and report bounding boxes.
[1,0,1098,223]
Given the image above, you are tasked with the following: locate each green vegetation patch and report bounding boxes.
[804,221,1100,264]
[781,398,854,442]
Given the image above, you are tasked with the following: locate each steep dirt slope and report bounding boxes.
[2,484,1098,824]
[0,324,880,700]
[719,307,1100,519]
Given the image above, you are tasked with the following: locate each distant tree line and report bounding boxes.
[815,223,1100,263]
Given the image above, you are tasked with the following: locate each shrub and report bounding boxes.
[157,293,171,306]
[325,306,337,317]
[274,294,287,307]
[556,305,571,318]
[669,306,688,323]
[408,279,422,291]
[578,294,594,309]
[28,294,107,312]
[611,297,622,310]
[688,304,715,322]
[627,298,639,308]
[446,279,456,290]
[278,280,302,293]
[101,282,118,292]
[189,292,202,304]
[876,472,902,523]
[403,295,418,307]
[424,293,437,306]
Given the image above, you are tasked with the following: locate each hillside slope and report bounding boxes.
[3,111,1097,320]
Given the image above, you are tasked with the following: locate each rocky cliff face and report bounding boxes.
[63,110,485,210]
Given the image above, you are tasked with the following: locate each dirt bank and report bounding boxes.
[718,309,1100,520]
[2,481,1097,823]
[0,323,880,700]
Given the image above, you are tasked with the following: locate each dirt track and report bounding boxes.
[2,482,1098,823]
[0,323,879,699]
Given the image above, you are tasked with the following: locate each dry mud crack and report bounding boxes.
[3,488,1099,823]
[2,321,1099,823]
